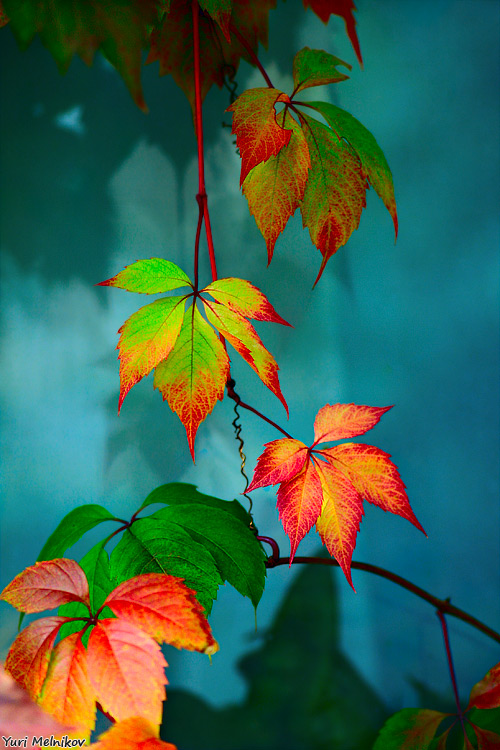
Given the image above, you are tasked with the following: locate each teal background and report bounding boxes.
[1,1,499,746]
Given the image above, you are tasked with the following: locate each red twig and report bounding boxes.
[226,380,292,439]
[437,610,467,738]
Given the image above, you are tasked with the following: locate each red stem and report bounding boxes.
[226,381,292,439]
[228,22,274,89]
[437,610,467,737]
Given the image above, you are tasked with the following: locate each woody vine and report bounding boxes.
[0,2,498,749]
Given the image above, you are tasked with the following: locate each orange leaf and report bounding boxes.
[5,616,68,699]
[277,460,323,562]
[87,618,167,725]
[103,573,218,653]
[313,403,393,444]
[0,559,90,613]
[467,662,500,710]
[38,632,96,736]
[247,438,309,490]
[91,717,177,750]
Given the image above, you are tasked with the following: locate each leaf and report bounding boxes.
[137,482,252,526]
[227,87,292,185]
[372,708,448,750]
[5,616,68,699]
[0,3,8,28]
[305,101,398,235]
[469,724,500,750]
[147,0,276,111]
[299,112,367,284]
[2,0,158,110]
[38,631,96,736]
[87,618,167,725]
[91,717,178,750]
[202,298,288,415]
[98,258,192,294]
[153,304,229,458]
[302,0,362,66]
[103,573,218,653]
[110,518,223,614]
[313,403,393,444]
[199,0,232,40]
[248,403,425,584]
[151,504,267,608]
[242,110,311,263]
[468,663,500,710]
[1,559,90,613]
[36,504,116,563]
[203,277,291,325]
[116,295,187,412]
[292,47,351,94]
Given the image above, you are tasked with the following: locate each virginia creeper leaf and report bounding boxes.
[151,504,267,608]
[276,459,323,563]
[98,258,192,294]
[110,518,223,614]
[203,299,288,415]
[91,717,178,750]
[305,100,398,235]
[35,504,116,563]
[137,482,252,526]
[242,110,311,263]
[116,295,187,413]
[313,403,393,444]
[199,0,232,40]
[292,47,351,94]
[302,0,362,66]
[39,632,96,736]
[1,559,90,613]
[5,616,68,699]
[468,663,500,710]
[103,573,218,653]
[0,3,8,28]
[203,277,291,325]
[87,618,167,726]
[227,87,292,185]
[153,304,229,458]
[372,708,448,750]
[299,112,367,284]
[248,438,309,491]
[2,0,158,110]
[469,723,500,749]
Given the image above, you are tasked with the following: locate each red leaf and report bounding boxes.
[5,616,68,699]
[228,87,292,185]
[104,573,218,653]
[91,717,178,750]
[277,460,323,562]
[0,559,90,613]
[87,618,167,726]
[469,723,500,750]
[467,662,500,710]
[313,403,393,444]
[302,0,362,66]
[38,632,96,736]
[247,438,309,491]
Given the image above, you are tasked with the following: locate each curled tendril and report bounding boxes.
[227,378,253,519]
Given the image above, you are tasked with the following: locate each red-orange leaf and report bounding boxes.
[204,277,291,325]
[0,559,90,613]
[91,717,178,750]
[467,662,500,710]
[104,573,218,653]
[228,87,292,185]
[277,460,324,562]
[313,403,393,444]
[242,109,311,263]
[5,616,68,699]
[87,618,167,726]
[247,438,309,490]
[302,0,362,66]
[38,632,96,736]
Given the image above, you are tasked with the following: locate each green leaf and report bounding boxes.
[109,518,223,614]
[292,47,351,95]
[373,708,449,750]
[151,504,267,608]
[305,101,398,236]
[137,482,252,526]
[36,505,116,563]
[98,258,193,294]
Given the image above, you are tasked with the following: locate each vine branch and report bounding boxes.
[226,380,292,439]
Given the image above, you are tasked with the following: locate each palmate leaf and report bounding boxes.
[137,481,252,525]
[248,403,425,587]
[372,708,449,750]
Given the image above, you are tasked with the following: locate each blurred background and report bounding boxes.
[1,1,499,748]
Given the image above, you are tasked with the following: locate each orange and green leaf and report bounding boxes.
[0,558,90,613]
[468,662,500,710]
[372,708,449,749]
[292,47,351,95]
[87,618,167,726]
[203,277,291,325]
[469,723,500,750]
[91,717,178,750]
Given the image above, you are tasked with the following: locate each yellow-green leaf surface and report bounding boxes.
[373,708,448,749]
[154,305,229,458]
[243,110,311,263]
[299,113,367,284]
[292,47,351,95]
[204,277,291,325]
[306,100,398,235]
[116,296,187,412]
[98,259,192,294]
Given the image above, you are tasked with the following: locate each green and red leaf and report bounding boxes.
[468,663,500,710]
[292,47,351,95]
[203,277,291,325]
[372,708,448,749]
[469,723,500,750]
[98,259,192,294]
[0,559,90,613]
